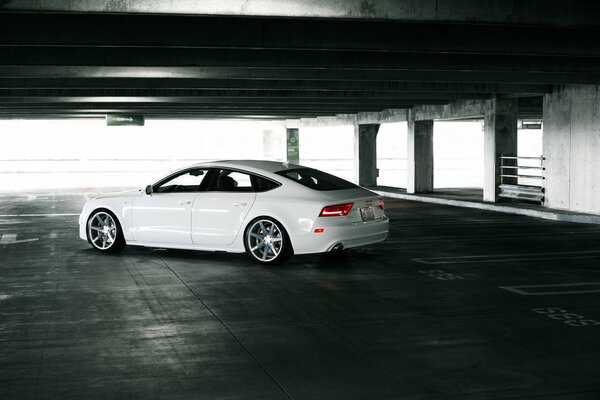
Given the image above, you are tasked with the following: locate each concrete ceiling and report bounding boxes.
[1,0,599,118]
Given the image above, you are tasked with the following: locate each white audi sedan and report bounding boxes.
[79,160,389,264]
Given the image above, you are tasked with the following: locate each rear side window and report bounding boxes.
[252,175,280,192]
[209,169,253,192]
[275,168,358,191]
[208,168,280,193]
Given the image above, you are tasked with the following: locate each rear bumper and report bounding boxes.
[291,216,389,254]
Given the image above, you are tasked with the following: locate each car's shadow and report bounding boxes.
[76,244,382,270]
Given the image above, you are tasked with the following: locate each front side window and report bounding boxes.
[275,168,358,191]
[155,168,209,193]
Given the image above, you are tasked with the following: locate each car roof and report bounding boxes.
[197,160,304,174]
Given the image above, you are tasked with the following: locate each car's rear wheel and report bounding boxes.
[244,217,293,265]
[87,209,126,253]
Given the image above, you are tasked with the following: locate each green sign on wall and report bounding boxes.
[287,128,299,162]
[106,114,145,126]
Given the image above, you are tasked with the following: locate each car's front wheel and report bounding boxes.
[87,209,126,253]
[244,217,293,265]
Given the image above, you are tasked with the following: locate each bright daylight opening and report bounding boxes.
[299,125,355,183]
[433,120,485,189]
[517,123,544,186]
[0,118,543,192]
[377,120,543,191]
[0,118,286,192]
[376,122,408,188]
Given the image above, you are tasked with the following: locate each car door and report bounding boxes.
[131,168,209,244]
[192,168,256,247]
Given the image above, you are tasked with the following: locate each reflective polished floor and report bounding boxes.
[1,189,600,399]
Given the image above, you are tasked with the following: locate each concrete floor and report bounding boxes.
[2,190,600,399]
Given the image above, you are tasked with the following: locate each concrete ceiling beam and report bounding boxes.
[1,46,598,76]
[1,0,599,27]
[0,78,551,94]
[0,91,496,101]
[2,13,600,57]
[1,66,598,85]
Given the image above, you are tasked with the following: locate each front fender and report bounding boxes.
[79,197,134,241]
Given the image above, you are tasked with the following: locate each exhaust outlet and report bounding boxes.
[331,243,344,251]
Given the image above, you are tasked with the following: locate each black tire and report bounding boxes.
[86,209,126,253]
[243,217,293,265]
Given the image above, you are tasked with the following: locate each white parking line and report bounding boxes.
[0,213,79,217]
[0,233,39,245]
[500,282,600,296]
[413,250,600,264]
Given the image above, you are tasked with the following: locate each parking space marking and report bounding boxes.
[413,250,600,264]
[532,307,600,327]
[500,282,600,296]
[418,270,464,281]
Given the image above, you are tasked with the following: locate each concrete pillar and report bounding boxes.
[543,85,600,214]
[407,112,434,193]
[483,98,518,202]
[355,124,380,187]
[286,128,299,164]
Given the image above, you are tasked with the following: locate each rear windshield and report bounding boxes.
[275,168,358,191]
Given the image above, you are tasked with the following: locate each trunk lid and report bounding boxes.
[319,187,385,222]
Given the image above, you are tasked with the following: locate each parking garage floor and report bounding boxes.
[2,191,600,399]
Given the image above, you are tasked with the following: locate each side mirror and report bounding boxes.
[145,185,153,195]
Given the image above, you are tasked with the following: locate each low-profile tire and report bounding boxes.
[244,217,293,265]
[86,209,126,253]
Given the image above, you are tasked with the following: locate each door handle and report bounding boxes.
[178,200,192,205]
[233,201,248,207]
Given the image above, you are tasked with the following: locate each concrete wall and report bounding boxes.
[413,99,486,121]
[544,85,600,214]
[286,109,407,129]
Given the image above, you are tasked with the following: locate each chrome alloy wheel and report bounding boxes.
[246,219,283,262]
[88,211,117,250]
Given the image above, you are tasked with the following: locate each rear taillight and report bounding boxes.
[379,198,385,210]
[319,203,354,217]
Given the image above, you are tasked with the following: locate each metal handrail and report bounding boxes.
[499,155,545,203]
[500,156,545,160]
[501,165,544,170]
[501,173,545,180]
